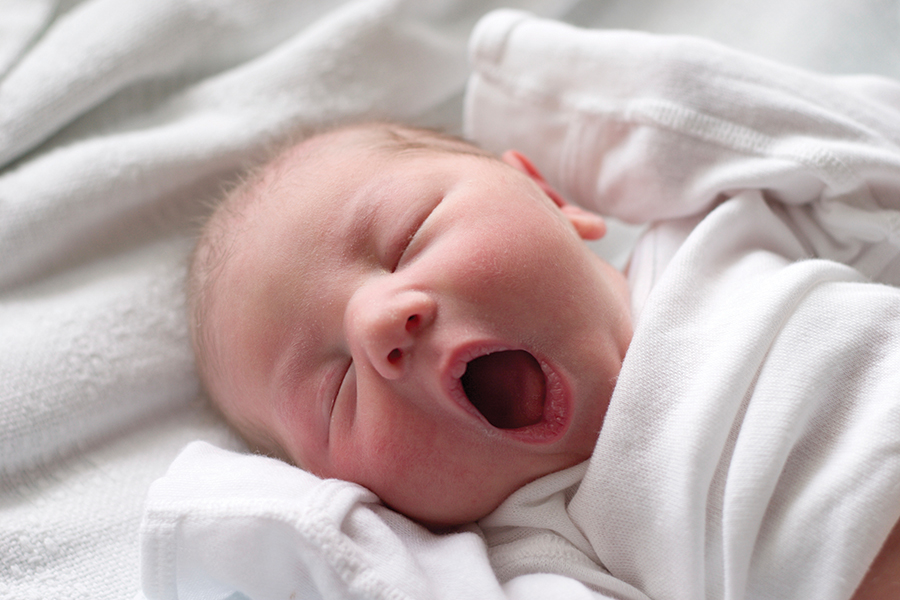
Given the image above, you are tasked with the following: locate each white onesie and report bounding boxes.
[467,9,900,600]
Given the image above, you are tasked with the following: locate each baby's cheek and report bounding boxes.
[337,412,439,487]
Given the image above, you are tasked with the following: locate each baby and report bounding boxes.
[176,13,900,598]
[188,121,633,526]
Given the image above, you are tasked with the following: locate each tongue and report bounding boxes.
[460,350,546,429]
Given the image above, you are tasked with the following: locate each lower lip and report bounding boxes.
[445,348,572,444]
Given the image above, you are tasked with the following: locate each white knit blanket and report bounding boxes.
[2,1,899,599]
[1,1,579,597]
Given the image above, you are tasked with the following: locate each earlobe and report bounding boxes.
[501,150,607,241]
[560,205,607,240]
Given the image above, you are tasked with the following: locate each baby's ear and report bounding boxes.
[501,150,606,240]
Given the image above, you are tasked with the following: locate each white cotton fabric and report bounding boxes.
[467,10,900,600]
[142,441,522,600]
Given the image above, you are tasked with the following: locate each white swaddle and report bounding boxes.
[468,10,900,600]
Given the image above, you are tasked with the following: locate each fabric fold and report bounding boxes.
[466,11,900,600]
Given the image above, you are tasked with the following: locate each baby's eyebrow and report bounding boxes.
[336,185,383,257]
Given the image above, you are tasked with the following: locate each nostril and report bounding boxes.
[405,314,420,333]
[388,348,403,364]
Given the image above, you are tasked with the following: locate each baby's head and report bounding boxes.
[189,122,631,526]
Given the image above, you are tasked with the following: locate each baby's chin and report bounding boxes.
[389,487,513,529]
[381,454,588,528]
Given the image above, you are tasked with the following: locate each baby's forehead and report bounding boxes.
[212,122,489,253]
[248,129,440,215]
[223,130,397,255]
[222,123,497,261]
[285,123,493,170]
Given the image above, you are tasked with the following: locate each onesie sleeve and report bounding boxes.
[463,9,900,224]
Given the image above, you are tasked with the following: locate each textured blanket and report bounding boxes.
[2,1,898,599]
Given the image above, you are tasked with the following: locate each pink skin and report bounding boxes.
[208,128,632,526]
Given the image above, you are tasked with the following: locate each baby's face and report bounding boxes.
[207,128,631,526]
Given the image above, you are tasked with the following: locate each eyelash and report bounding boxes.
[393,198,441,271]
[331,359,353,422]
[393,230,418,271]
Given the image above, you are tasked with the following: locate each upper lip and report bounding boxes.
[440,341,571,444]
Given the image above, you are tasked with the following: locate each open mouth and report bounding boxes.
[460,349,547,429]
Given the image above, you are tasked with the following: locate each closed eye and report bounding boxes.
[393,229,418,271]
[393,197,442,271]
[326,359,353,445]
[332,359,353,417]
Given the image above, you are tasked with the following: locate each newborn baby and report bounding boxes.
[188,121,632,526]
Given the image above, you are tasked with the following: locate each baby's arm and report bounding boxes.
[467,13,900,600]
[465,9,900,224]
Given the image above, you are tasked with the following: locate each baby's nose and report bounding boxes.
[348,289,436,380]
